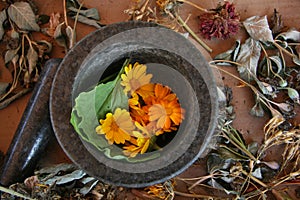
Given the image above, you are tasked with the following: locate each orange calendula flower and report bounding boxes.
[96,108,135,145]
[148,96,184,133]
[121,62,153,95]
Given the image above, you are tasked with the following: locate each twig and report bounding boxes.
[63,0,68,27]
[176,13,212,52]
[177,0,211,13]
[241,170,268,188]
[174,190,229,199]
[0,88,32,109]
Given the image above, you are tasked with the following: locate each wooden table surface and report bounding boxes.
[0,0,300,198]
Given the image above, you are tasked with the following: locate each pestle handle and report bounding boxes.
[0,58,62,186]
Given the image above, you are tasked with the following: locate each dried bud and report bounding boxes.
[198,1,240,40]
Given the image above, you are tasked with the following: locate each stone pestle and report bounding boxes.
[0,58,62,186]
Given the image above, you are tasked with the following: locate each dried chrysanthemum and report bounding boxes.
[198,1,240,40]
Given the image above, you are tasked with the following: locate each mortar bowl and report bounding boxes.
[50,21,219,188]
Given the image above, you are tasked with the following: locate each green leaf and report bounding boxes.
[236,38,261,82]
[70,59,131,159]
[7,2,40,32]
[27,45,38,74]
[243,15,274,42]
[0,10,7,41]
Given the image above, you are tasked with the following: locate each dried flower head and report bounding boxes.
[198,1,240,40]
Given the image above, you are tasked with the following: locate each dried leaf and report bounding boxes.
[72,15,103,28]
[250,101,265,117]
[35,163,77,177]
[256,81,276,97]
[207,153,233,173]
[276,102,293,113]
[276,29,300,42]
[36,40,52,56]
[286,87,300,104]
[269,56,283,74]
[4,46,20,64]
[11,29,19,39]
[54,22,67,49]
[0,10,7,40]
[79,179,99,195]
[214,40,241,62]
[44,169,86,185]
[252,168,262,179]
[68,7,100,20]
[27,45,38,74]
[261,161,280,170]
[43,12,60,37]
[243,15,274,42]
[271,9,284,35]
[0,82,9,96]
[24,176,39,190]
[66,26,76,49]
[7,2,40,32]
[247,142,259,155]
[236,38,261,82]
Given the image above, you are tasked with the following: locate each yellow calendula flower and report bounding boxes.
[121,62,153,95]
[123,122,152,157]
[96,108,135,145]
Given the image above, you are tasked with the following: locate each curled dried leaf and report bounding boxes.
[243,15,274,42]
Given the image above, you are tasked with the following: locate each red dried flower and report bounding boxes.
[198,1,240,40]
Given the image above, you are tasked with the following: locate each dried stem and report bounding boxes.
[273,41,297,58]
[241,170,268,188]
[177,0,211,13]
[63,0,68,27]
[174,190,229,199]
[176,13,212,52]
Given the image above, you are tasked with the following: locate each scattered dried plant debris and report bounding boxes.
[0,163,123,199]
[124,0,213,52]
[204,9,300,200]
[0,1,51,109]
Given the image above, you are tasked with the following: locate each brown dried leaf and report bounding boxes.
[0,10,7,41]
[236,38,261,82]
[27,45,38,74]
[7,2,40,32]
[24,176,39,190]
[0,82,9,96]
[243,15,274,42]
[54,22,67,50]
[44,13,60,37]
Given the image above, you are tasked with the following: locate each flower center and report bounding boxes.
[110,120,120,132]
